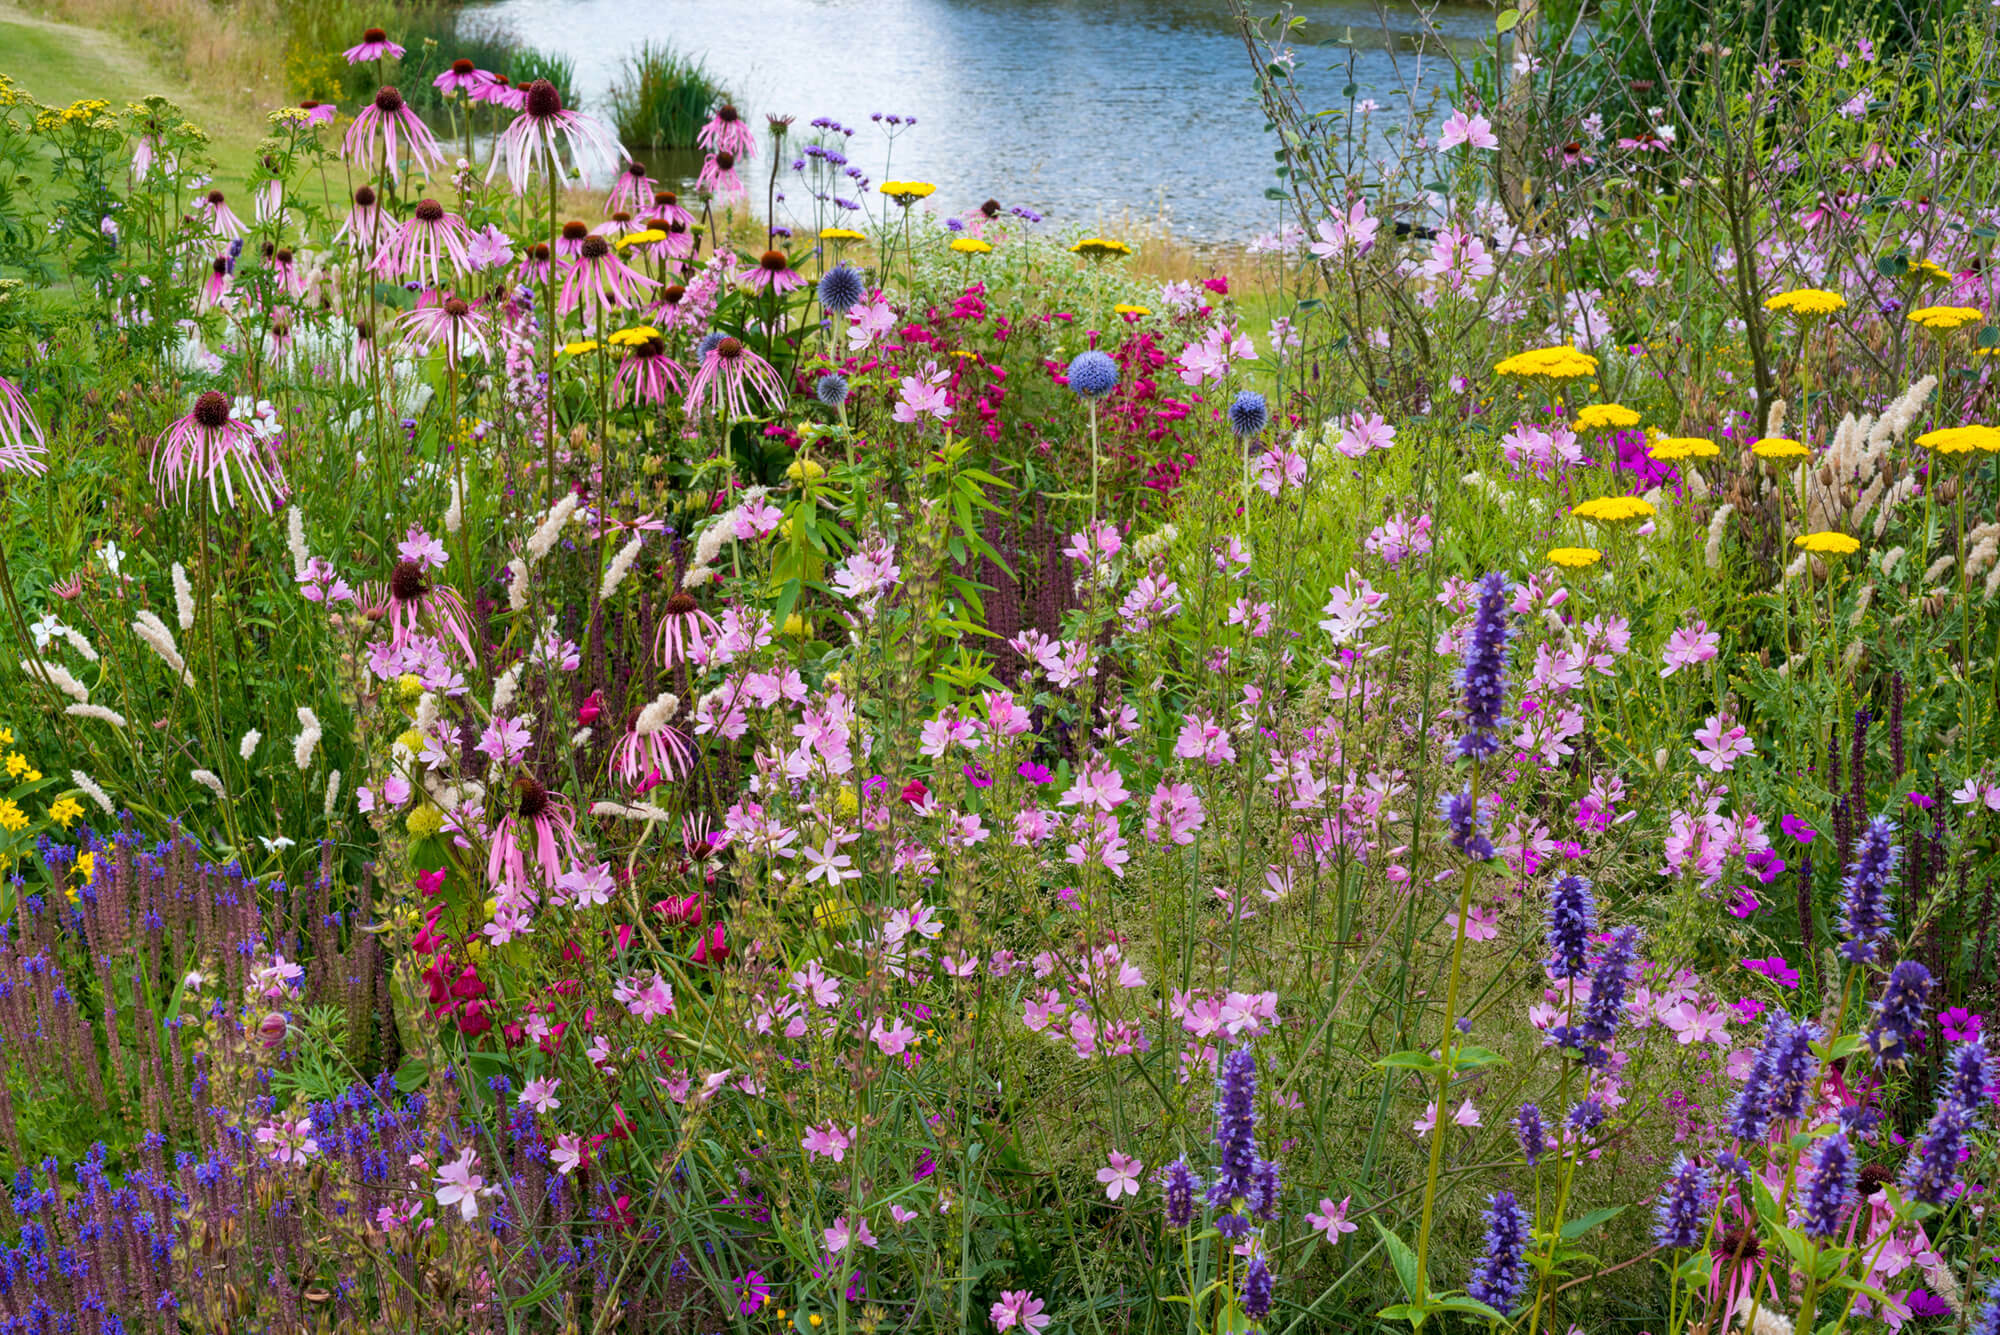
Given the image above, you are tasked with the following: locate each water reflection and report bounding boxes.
[469,0,1487,241]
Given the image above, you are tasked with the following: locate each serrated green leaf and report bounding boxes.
[1373,1220,1425,1306]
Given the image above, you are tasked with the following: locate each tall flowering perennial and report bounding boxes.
[1838,816,1899,961]
[1799,1132,1856,1239]
[1901,1037,1989,1204]
[1204,1046,1277,1234]
[1466,1191,1530,1313]
[1553,924,1640,1066]
[1863,959,1932,1066]
[1455,571,1512,761]
[1652,1155,1709,1248]
[1728,1009,1821,1141]
[1543,873,1596,979]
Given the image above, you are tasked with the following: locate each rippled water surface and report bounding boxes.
[470,0,1487,241]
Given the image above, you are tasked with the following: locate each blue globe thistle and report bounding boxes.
[1863,960,1933,1067]
[1466,1191,1530,1314]
[1800,1132,1856,1239]
[1901,1099,1971,1204]
[1652,1155,1709,1249]
[1543,874,1597,980]
[1240,1253,1275,1320]
[1162,1158,1197,1229]
[1455,571,1513,761]
[1206,1047,1261,1209]
[817,262,866,314]
[1066,350,1119,400]
[814,373,849,408]
[1228,390,1269,438]
[1513,1104,1546,1167]
[695,331,727,360]
[1839,816,1900,963]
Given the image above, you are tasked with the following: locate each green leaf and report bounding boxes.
[1433,1295,1506,1321]
[1451,1045,1507,1072]
[1560,1205,1627,1241]
[1373,1220,1426,1306]
[1376,1302,1426,1329]
[1378,1049,1444,1074]
[1264,187,1288,200]
[393,1056,429,1092]
[1496,7,1521,31]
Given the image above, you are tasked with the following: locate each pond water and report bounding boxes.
[468,0,1490,243]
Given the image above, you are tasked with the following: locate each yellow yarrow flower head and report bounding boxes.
[1571,496,1656,521]
[1914,259,1954,283]
[1573,403,1640,431]
[820,227,866,242]
[1493,346,1599,379]
[1907,305,1983,332]
[1070,237,1133,260]
[1763,288,1845,317]
[560,339,601,357]
[1752,437,1810,459]
[396,672,425,702]
[949,236,993,254]
[1794,531,1860,555]
[1547,547,1603,568]
[614,229,666,248]
[1648,436,1720,461]
[1915,425,2000,453]
[406,804,445,838]
[880,181,936,205]
[1113,303,1152,317]
[607,325,661,346]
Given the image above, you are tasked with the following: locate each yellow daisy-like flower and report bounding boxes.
[1547,547,1603,568]
[0,798,25,835]
[1113,303,1152,317]
[1914,259,1954,282]
[559,339,600,357]
[948,237,993,254]
[1907,305,1983,331]
[606,325,661,346]
[614,229,665,248]
[48,796,83,828]
[1648,436,1720,461]
[1762,288,1846,316]
[1493,346,1599,379]
[1915,424,2000,453]
[1070,237,1133,260]
[1752,437,1810,459]
[1572,403,1640,431]
[1571,496,1656,521]
[1794,531,1860,555]
[819,227,866,242]
[76,850,95,885]
[4,753,27,779]
[879,181,936,205]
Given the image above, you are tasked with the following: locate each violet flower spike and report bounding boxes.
[1455,570,1512,761]
[1838,815,1899,962]
[1466,1191,1529,1314]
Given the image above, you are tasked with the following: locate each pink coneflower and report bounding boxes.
[193,189,247,239]
[634,219,695,263]
[334,185,387,256]
[199,254,233,310]
[269,245,308,299]
[373,198,476,285]
[487,78,627,195]
[264,315,296,364]
[515,242,553,286]
[615,336,688,407]
[592,211,645,239]
[398,293,491,367]
[490,775,585,893]
[343,319,377,382]
[343,86,444,182]
[296,100,337,126]
[253,179,284,224]
[697,104,756,159]
[655,590,720,667]
[468,71,514,106]
[558,234,658,320]
[697,151,744,198]
[744,249,803,295]
[553,219,593,260]
[369,558,477,660]
[649,190,694,227]
[683,335,787,418]
[343,27,405,63]
[606,161,659,216]
[151,390,287,513]
[0,374,48,477]
[610,703,693,788]
[433,58,490,98]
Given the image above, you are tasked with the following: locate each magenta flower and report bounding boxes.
[374,198,476,285]
[343,86,444,182]
[193,189,247,240]
[1659,620,1720,677]
[0,374,48,477]
[684,335,787,419]
[1780,813,1816,843]
[296,100,336,126]
[558,235,658,321]
[1741,956,1802,989]
[744,248,804,295]
[655,590,721,668]
[697,150,745,198]
[1437,106,1499,151]
[490,775,584,893]
[697,103,757,158]
[151,391,286,513]
[990,1290,1050,1333]
[488,78,627,195]
[614,336,688,407]
[343,27,405,63]
[198,254,233,311]
[648,189,695,227]
[733,1270,770,1315]
[892,362,952,425]
[606,160,660,216]
[367,559,477,661]
[610,709,693,788]
[1307,1196,1359,1243]
[333,185,388,257]
[1939,1007,1983,1042]
[1690,712,1755,772]
[432,58,490,97]
[1096,1151,1144,1200]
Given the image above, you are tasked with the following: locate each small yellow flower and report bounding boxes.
[48,797,83,828]
[1907,305,1983,332]
[395,727,424,755]
[1762,288,1845,317]
[1547,547,1603,568]
[782,613,811,638]
[1113,303,1152,317]
[1069,236,1133,260]
[396,672,425,702]
[949,236,993,254]
[786,458,826,482]
[560,339,600,356]
[1915,425,2000,453]
[607,325,661,346]
[879,181,936,204]
[1752,437,1810,459]
[406,804,445,838]
[819,227,865,242]
[4,752,27,780]
[76,850,95,885]
[1914,259,1954,283]
[0,798,26,834]
[834,787,859,818]
[1794,531,1859,555]
[1493,346,1599,379]
[1648,436,1720,461]
[1572,403,1639,431]
[1571,496,1656,521]
[614,229,666,248]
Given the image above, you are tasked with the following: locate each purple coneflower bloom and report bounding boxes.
[343,86,444,182]
[655,590,721,668]
[469,71,515,106]
[516,242,553,286]
[559,234,658,320]
[684,335,787,419]
[698,151,745,198]
[373,198,476,285]
[698,103,757,158]
[607,161,660,216]
[745,249,804,295]
[193,189,247,240]
[614,336,688,407]
[491,775,584,893]
[552,219,593,260]
[611,708,693,788]
[343,27,405,63]
[333,185,388,257]
[488,78,627,195]
[649,189,695,227]
[636,220,696,263]
[0,374,48,476]
[398,293,491,367]
[199,253,233,310]
[151,390,286,513]
[296,100,336,126]
[433,58,489,98]
[366,559,477,661]
[269,245,308,299]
